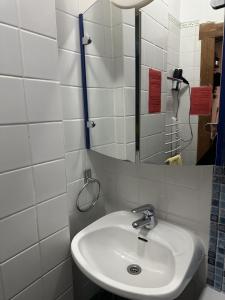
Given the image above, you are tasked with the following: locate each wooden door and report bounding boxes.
[197,23,224,162]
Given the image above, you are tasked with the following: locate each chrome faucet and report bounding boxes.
[131,204,157,230]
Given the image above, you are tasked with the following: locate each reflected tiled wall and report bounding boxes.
[140,0,168,163]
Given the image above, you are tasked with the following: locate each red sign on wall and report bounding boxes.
[190,86,212,115]
[148,69,161,113]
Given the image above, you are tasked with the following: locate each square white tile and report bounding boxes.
[58,50,81,86]
[0,24,22,76]
[67,179,84,213]
[56,11,79,52]
[0,0,18,26]
[89,118,115,147]
[0,76,27,124]
[56,0,78,16]
[88,89,114,118]
[42,259,73,300]
[0,168,35,219]
[83,21,105,57]
[61,86,83,120]
[56,288,74,300]
[40,227,70,274]
[18,0,57,38]
[123,24,135,58]
[0,272,4,300]
[65,150,85,183]
[11,279,43,300]
[0,208,38,263]
[0,125,31,173]
[29,122,64,164]
[1,245,42,299]
[124,57,135,87]
[37,194,68,239]
[24,79,62,122]
[33,159,67,203]
[20,31,58,80]
[63,120,85,152]
[121,9,135,26]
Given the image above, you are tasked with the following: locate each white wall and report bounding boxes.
[0,0,74,300]
[180,0,224,23]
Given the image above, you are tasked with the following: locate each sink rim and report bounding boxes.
[71,211,205,300]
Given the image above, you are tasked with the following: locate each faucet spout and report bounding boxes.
[131,204,157,230]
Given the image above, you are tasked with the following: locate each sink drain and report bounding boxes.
[127,264,142,275]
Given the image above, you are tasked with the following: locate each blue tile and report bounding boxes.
[215,267,224,277]
[219,224,225,233]
[213,183,221,192]
[218,239,225,248]
[213,191,221,200]
[216,253,224,264]
[209,257,216,266]
[209,250,217,258]
[220,202,225,210]
[207,278,214,286]
[214,176,222,184]
[220,217,225,224]
[208,264,215,273]
[212,206,220,215]
[218,232,225,239]
[214,166,222,175]
[220,209,225,218]
[212,200,220,207]
[212,214,219,222]
[216,261,224,269]
[221,184,225,193]
[208,271,216,280]
[214,280,222,291]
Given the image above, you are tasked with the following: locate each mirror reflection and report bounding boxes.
[81,0,224,166]
[139,0,224,165]
[83,1,136,162]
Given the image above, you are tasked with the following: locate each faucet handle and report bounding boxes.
[131,204,155,215]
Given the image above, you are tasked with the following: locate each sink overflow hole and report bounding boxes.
[127,265,142,275]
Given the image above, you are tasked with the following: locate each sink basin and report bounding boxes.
[71,211,204,300]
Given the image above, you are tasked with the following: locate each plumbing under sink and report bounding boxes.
[71,211,204,300]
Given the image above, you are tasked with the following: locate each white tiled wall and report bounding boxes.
[0,1,74,299]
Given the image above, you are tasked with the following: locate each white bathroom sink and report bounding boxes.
[71,211,204,300]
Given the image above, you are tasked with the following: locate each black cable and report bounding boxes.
[180,85,194,150]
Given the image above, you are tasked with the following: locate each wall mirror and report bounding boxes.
[80,0,225,166]
[138,0,224,165]
[79,0,136,162]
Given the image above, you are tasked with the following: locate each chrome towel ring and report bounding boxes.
[76,169,101,213]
